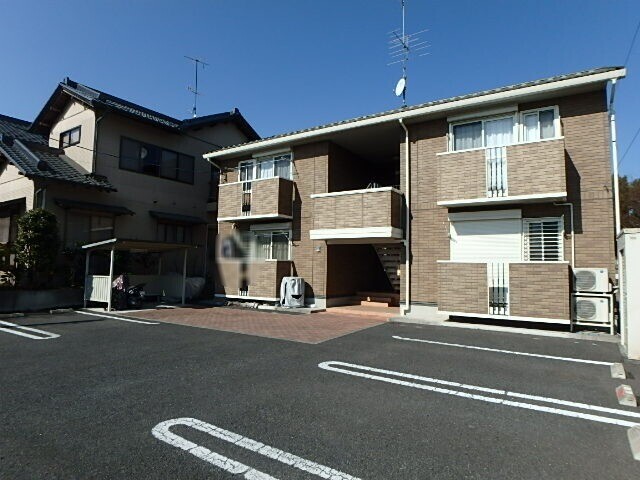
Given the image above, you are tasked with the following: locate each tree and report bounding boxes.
[619,175,640,229]
[14,209,60,287]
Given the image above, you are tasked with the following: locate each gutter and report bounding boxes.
[609,79,622,236]
[399,118,410,316]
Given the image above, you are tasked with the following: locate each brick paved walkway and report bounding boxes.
[127,307,386,344]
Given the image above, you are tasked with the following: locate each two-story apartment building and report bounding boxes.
[206,67,625,327]
[0,78,258,283]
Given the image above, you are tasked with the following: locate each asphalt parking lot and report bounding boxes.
[1,310,639,479]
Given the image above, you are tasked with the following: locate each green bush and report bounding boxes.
[14,209,60,288]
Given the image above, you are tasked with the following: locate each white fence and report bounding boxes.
[85,275,111,303]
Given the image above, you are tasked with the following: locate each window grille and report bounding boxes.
[523,218,563,261]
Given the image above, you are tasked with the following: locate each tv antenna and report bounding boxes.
[185,55,209,118]
[388,0,429,106]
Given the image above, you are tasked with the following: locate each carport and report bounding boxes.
[82,238,196,311]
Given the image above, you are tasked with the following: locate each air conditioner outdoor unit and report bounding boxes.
[573,268,609,293]
[572,294,610,324]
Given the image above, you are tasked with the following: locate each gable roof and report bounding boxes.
[0,114,115,191]
[30,78,260,140]
[204,66,625,159]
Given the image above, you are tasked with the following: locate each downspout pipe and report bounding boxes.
[92,111,107,173]
[609,79,622,237]
[399,118,410,316]
[554,202,575,269]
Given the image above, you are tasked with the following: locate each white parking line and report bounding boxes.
[392,335,614,366]
[0,320,59,340]
[319,361,640,428]
[152,417,361,480]
[75,310,159,325]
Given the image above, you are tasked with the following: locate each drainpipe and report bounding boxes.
[92,112,107,173]
[399,118,410,316]
[609,79,621,237]
[554,202,575,269]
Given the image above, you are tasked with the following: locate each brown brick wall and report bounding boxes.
[217,182,241,218]
[507,139,567,196]
[437,262,487,313]
[521,90,615,275]
[217,177,293,219]
[290,142,329,301]
[216,260,291,299]
[437,149,485,202]
[509,263,571,320]
[313,189,402,230]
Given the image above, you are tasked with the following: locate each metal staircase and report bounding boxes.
[373,244,402,293]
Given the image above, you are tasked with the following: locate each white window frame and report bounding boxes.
[522,216,564,262]
[236,152,293,183]
[251,229,292,261]
[519,106,561,143]
[448,105,562,152]
[449,113,518,152]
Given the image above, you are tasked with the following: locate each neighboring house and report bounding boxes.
[0,78,258,281]
[206,66,625,328]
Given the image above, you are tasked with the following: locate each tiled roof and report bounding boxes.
[31,79,260,140]
[0,114,115,191]
[206,66,623,155]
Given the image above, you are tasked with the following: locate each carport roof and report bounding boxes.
[81,238,199,252]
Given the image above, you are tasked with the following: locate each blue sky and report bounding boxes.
[1,0,639,177]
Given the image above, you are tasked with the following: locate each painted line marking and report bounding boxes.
[152,417,360,480]
[75,310,159,325]
[0,320,59,340]
[319,361,640,428]
[392,335,614,366]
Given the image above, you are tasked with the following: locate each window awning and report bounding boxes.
[149,210,206,225]
[54,198,134,216]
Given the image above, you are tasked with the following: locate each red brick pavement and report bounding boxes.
[127,307,387,344]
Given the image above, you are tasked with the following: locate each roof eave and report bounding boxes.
[203,67,626,160]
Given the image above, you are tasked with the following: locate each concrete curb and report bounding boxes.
[628,426,640,461]
[616,384,638,407]
[610,363,627,379]
[389,317,619,343]
[0,312,24,319]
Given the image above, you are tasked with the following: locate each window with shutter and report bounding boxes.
[523,218,563,261]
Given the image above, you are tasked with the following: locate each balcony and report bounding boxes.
[436,138,567,207]
[437,261,571,322]
[217,177,294,222]
[216,259,293,301]
[309,187,403,243]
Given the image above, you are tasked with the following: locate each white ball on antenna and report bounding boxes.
[395,77,406,97]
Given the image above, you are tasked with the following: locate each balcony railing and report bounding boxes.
[437,261,571,322]
[436,138,567,207]
[309,187,403,242]
[217,177,294,222]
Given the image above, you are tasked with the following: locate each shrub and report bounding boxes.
[14,209,60,288]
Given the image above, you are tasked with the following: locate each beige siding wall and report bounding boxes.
[50,100,96,173]
[0,163,34,209]
[509,263,571,320]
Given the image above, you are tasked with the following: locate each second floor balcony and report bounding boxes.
[217,177,294,222]
[309,187,403,242]
[436,138,567,207]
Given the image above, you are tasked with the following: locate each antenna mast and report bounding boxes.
[388,0,429,106]
[185,55,209,118]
